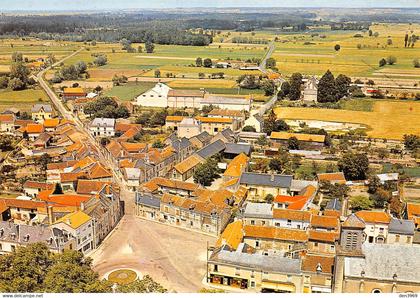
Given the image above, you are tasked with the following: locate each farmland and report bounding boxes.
[275,100,420,140]
[0,88,49,112]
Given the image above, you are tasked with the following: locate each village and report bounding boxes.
[0,58,419,293]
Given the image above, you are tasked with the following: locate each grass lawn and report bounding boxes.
[338,98,375,112]
[0,88,49,112]
[295,160,338,179]
[275,100,420,140]
[383,163,420,178]
[105,81,156,101]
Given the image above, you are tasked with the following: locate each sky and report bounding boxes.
[0,0,419,10]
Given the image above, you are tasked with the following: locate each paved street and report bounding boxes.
[90,215,216,292]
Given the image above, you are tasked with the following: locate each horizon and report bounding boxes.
[0,0,419,11]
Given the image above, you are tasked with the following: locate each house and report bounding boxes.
[134,82,171,107]
[377,173,399,184]
[237,131,267,145]
[189,131,212,149]
[244,113,264,132]
[123,168,141,189]
[355,211,391,244]
[208,109,246,126]
[274,185,317,211]
[201,95,251,112]
[336,243,420,293]
[207,243,304,292]
[223,143,251,159]
[387,218,414,245]
[317,172,346,185]
[196,140,226,160]
[270,132,325,149]
[211,128,236,144]
[406,202,420,228]
[243,225,308,254]
[302,77,318,103]
[52,210,94,253]
[310,215,340,232]
[43,118,60,132]
[172,154,204,181]
[135,193,161,220]
[272,209,312,230]
[177,118,202,138]
[62,87,87,101]
[301,254,335,293]
[0,114,15,132]
[19,123,44,140]
[23,181,55,198]
[223,153,249,182]
[31,104,52,123]
[89,118,115,137]
[240,173,293,199]
[243,202,273,227]
[307,230,339,255]
[167,89,205,109]
[0,221,75,254]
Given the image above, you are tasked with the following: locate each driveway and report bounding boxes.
[90,215,216,293]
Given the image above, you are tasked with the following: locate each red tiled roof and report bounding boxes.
[244,225,308,242]
[355,210,391,224]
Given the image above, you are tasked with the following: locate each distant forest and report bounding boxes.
[0,9,418,46]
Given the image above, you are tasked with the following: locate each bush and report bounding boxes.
[386,55,397,65]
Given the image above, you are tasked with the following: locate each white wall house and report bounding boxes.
[89,118,115,137]
[303,77,318,103]
[134,83,172,107]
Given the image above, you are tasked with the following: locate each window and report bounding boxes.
[251,220,255,225]
[214,265,218,272]
[255,240,260,248]
[262,220,265,225]
[314,242,318,247]
[395,235,400,242]
[407,236,411,243]
[368,236,374,243]
[372,289,382,293]
[11,245,15,252]
[250,281,255,288]
[379,227,384,233]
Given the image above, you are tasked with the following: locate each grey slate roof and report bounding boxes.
[326,198,342,211]
[193,131,212,143]
[196,139,226,159]
[136,193,161,209]
[171,137,192,152]
[90,117,115,128]
[224,143,251,156]
[240,172,293,189]
[210,243,301,274]
[243,202,273,219]
[31,104,52,113]
[388,218,415,235]
[344,243,420,283]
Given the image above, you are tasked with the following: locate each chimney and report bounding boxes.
[80,202,85,211]
[66,219,71,225]
[47,205,54,225]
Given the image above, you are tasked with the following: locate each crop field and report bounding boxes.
[0,88,49,112]
[275,100,420,140]
[105,81,156,101]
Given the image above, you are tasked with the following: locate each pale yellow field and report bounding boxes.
[275,100,420,140]
[167,79,237,89]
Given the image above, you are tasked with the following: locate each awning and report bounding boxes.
[261,281,296,292]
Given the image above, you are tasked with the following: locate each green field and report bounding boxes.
[0,88,50,112]
[105,81,156,101]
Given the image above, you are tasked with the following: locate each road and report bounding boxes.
[35,48,130,196]
[259,41,276,73]
[90,215,216,292]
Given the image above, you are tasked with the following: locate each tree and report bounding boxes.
[0,243,110,293]
[413,58,420,68]
[372,188,391,208]
[280,81,290,97]
[203,58,212,68]
[368,29,373,36]
[256,135,268,146]
[338,152,369,180]
[100,137,110,146]
[350,195,373,211]
[403,134,419,151]
[265,194,274,203]
[287,137,299,150]
[317,70,337,103]
[288,72,303,100]
[116,275,166,293]
[145,41,155,53]
[195,57,202,67]
[368,175,381,194]
[274,119,289,132]
[387,38,393,46]
[152,140,165,148]
[321,181,350,199]
[242,125,256,132]
[8,77,25,90]
[263,110,277,135]
[11,52,23,62]
[379,58,387,67]
[335,74,351,99]
[238,75,260,89]
[261,79,275,96]
[137,45,143,53]
[389,196,403,217]
[10,61,29,86]
[94,55,107,66]
[334,44,341,51]
[75,61,87,74]
[154,69,161,78]
[198,72,205,79]
[193,158,219,186]
[0,76,8,89]
[266,57,276,69]
[386,55,397,65]
[39,153,52,171]
[120,38,132,50]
